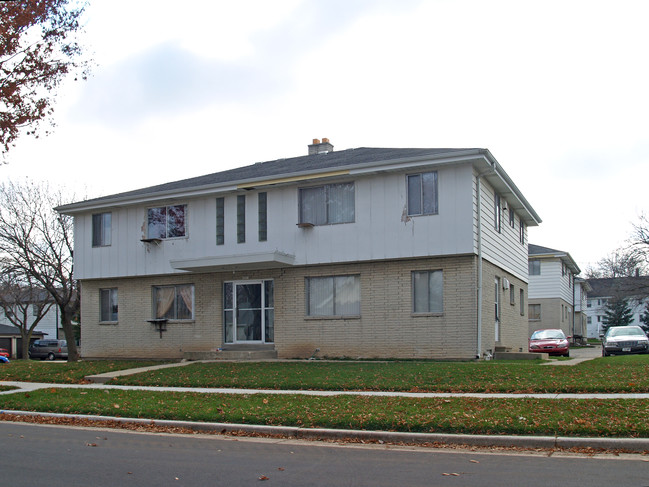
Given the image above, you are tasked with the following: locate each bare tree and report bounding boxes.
[632,213,649,263]
[590,247,647,278]
[1,0,90,158]
[0,268,54,358]
[0,179,79,360]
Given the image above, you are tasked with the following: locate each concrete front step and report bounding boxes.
[184,348,278,361]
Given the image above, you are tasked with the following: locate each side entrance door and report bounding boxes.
[224,280,274,344]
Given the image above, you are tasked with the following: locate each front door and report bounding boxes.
[224,280,274,344]
[236,283,262,342]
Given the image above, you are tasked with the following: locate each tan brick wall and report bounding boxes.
[480,260,529,355]
[80,255,524,360]
[528,297,573,337]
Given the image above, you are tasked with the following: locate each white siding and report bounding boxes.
[528,259,574,303]
[476,176,529,281]
[73,164,478,280]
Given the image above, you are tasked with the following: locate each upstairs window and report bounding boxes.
[509,208,515,228]
[407,172,438,216]
[494,193,502,233]
[148,205,186,239]
[258,192,267,241]
[92,212,112,247]
[237,195,246,243]
[299,182,354,225]
[216,198,224,245]
[519,221,526,244]
[529,259,541,276]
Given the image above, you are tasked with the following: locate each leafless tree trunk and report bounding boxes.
[0,180,79,360]
[0,269,54,358]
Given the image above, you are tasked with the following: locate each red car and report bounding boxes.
[529,329,570,357]
[0,348,9,358]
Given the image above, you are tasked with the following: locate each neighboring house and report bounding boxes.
[574,278,592,340]
[0,291,60,341]
[0,324,45,358]
[57,141,541,360]
[528,244,582,338]
[585,277,649,338]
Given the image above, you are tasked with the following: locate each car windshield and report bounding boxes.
[531,330,565,340]
[607,327,645,337]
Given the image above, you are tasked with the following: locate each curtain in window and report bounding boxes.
[300,187,326,225]
[155,287,175,319]
[177,285,194,319]
[334,275,360,315]
[308,277,334,316]
[328,183,355,224]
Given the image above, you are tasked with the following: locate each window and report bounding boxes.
[529,259,541,275]
[494,193,502,233]
[519,221,526,244]
[587,316,592,324]
[153,284,194,320]
[510,285,516,305]
[258,192,267,242]
[92,212,111,247]
[148,205,186,239]
[299,182,355,225]
[216,198,224,245]
[407,172,438,216]
[529,303,541,320]
[237,195,245,243]
[509,208,515,228]
[306,275,360,317]
[100,288,118,322]
[519,289,525,316]
[412,270,443,313]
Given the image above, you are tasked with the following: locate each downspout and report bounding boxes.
[476,176,483,359]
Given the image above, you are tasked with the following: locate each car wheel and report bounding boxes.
[563,352,570,358]
[47,352,55,361]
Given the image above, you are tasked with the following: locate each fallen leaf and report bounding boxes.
[470,460,480,464]
[259,475,269,481]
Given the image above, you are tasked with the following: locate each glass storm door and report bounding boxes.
[224,281,274,344]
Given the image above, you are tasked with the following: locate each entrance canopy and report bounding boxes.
[171,251,295,273]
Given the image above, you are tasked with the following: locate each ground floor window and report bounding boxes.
[529,303,541,321]
[100,288,118,322]
[153,284,194,320]
[306,275,360,317]
[412,270,443,313]
[224,280,274,343]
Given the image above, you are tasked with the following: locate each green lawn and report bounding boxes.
[109,355,649,393]
[1,388,647,438]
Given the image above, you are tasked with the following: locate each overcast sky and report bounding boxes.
[3,0,649,272]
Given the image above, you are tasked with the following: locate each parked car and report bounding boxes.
[0,356,9,364]
[28,339,68,360]
[601,325,649,356]
[529,329,570,357]
[0,348,9,358]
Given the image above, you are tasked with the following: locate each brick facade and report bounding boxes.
[80,255,527,360]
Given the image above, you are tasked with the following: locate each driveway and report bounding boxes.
[543,345,600,366]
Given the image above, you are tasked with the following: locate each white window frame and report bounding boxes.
[412,270,444,314]
[299,182,355,226]
[92,212,111,247]
[407,172,439,216]
[152,284,194,321]
[147,204,187,239]
[306,275,361,317]
[100,288,118,323]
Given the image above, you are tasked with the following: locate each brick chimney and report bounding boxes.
[308,138,334,155]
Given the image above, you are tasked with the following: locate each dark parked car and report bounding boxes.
[28,339,68,360]
[529,329,570,357]
[602,325,649,356]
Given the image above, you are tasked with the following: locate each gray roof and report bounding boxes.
[57,146,541,225]
[528,243,581,274]
[586,276,649,298]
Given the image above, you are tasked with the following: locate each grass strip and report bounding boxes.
[111,356,649,393]
[1,388,647,438]
[0,361,169,384]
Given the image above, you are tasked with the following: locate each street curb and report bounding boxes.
[2,409,648,453]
